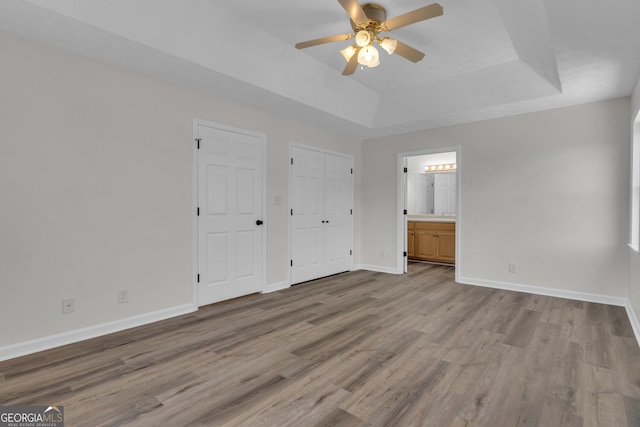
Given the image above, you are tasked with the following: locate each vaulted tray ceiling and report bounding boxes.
[1,0,639,139]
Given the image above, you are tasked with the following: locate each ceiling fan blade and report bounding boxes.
[383,3,443,31]
[342,48,360,75]
[393,40,426,63]
[337,0,369,25]
[295,34,353,49]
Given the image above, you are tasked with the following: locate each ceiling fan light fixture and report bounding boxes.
[294,1,444,75]
[357,45,379,67]
[355,30,371,47]
[340,45,357,62]
[379,37,397,55]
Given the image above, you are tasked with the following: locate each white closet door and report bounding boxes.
[196,123,264,306]
[290,146,353,285]
[291,147,326,284]
[324,153,353,276]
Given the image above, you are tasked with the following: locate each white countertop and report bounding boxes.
[407,215,456,223]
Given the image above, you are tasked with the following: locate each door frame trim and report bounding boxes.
[192,118,267,307]
[397,146,461,282]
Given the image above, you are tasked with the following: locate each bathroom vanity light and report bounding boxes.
[424,163,456,172]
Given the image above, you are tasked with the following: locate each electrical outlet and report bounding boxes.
[117,289,129,304]
[509,263,517,273]
[62,297,75,314]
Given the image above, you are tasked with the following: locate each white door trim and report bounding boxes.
[402,157,409,273]
[397,146,461,282]
[192,118,267,307]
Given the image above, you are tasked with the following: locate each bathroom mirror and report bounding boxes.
[406,152,457,216]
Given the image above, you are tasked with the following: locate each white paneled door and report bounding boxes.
[196,122,265,306]
[434,172,457,215]
[324,153,353,274]
[291,146,353,284]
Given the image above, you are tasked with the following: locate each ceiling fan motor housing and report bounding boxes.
[350,3,387,33]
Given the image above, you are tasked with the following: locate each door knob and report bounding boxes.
[256,220,264,226]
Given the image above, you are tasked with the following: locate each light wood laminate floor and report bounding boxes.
[2,264,640,426]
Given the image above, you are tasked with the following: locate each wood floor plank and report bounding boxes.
[582,364,628,427]
[610,335,640,399]
[503,309,543,348]
[362,359,450,426]
[456,342,525,425]
[607,305,636,339]
[489,292,532,335]
[310,407,363,427]
[227,380,351,426]
[585,322,614,369]
[1,264,638,426]
[339,339,441,419]
[586,302,608,324]
[447,330,506,394]
[623,395,640,427]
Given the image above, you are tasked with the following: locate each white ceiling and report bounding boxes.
[1,0,640,139]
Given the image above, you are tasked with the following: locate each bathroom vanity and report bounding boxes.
[407,216,455,265]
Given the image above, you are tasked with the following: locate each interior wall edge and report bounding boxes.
[625,300,640,349]
[0,303,196,363]
[457,275,628,307]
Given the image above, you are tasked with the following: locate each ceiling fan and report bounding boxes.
[295,0,443,75]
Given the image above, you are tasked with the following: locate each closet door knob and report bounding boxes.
[256,220,264,226]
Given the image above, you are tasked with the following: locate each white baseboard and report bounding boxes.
[457,276,627,307]
[0,303,196,362]
[262,280,290,294]
[625,301,640,347]
[353,264,402,275]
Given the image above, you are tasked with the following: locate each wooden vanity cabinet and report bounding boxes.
[407,222,415,258]
[408,221,455,264]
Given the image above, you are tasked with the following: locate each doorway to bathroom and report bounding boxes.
[398,148,460,276]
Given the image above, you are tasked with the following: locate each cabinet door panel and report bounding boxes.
[408,231,415,257]
[415,231,437,260]
[437,231,456,264]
